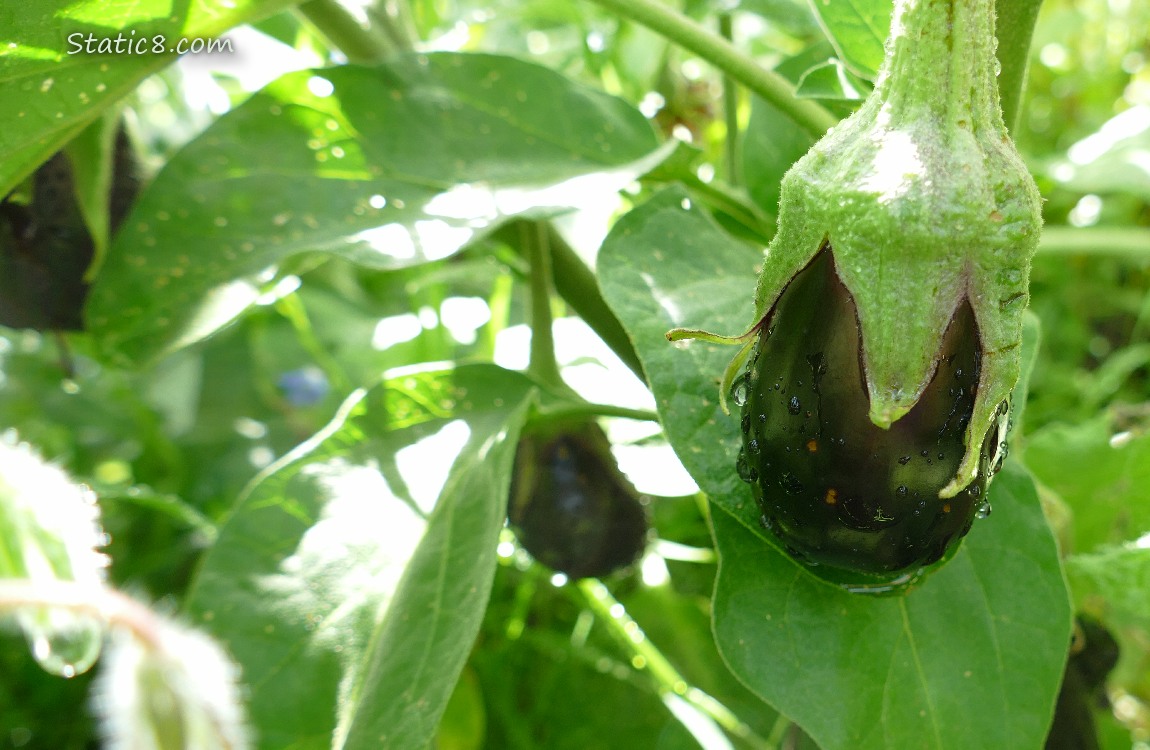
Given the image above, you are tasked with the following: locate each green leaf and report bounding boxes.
[794,59,871,101]
[86,52,665,367]
[711,463,1068,750]
[1066,545,1150,628]
[742,92,813,219]
[808,0,893,79]
[184,363,535,749]
[0,0,295,196]
[596,187,1071,749]
[1025,417,1150,552]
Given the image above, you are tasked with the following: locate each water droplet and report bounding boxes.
[23,612,103,678]
[898,455,911,465]
[787,396,801,415]
[740,414,751,434]
[747,438,761,454]
[975,500,992,519]
[896,485,908,496]
[736,449,754,483]
[730,376,748,407]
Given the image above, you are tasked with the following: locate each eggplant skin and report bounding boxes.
[510,424,648,580]
[739,247,1002,576]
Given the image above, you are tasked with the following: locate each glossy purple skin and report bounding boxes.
[738,248,1001,576]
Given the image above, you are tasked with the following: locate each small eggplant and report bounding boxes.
[509,422,648,580]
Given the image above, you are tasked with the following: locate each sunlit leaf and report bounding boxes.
[184,363,535,749]
[86,52,665,366]
[0,0,295,196]
[808,0,893,78]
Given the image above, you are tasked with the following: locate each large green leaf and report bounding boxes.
[184,363,535,749]
[1025,418,1150,553]
[596,187,1071,750]
[711,464,1067,750]
[809,0,892,79]
[86,52,665,367]
[0,0,295,196]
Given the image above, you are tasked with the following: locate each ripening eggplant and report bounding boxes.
[734,246,1008,574]
[0,124,137,331]
[509,422,648,579]
[670,0,1040,581]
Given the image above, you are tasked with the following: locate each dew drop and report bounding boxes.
[787,396,801,415]
[740,413,751,434]
[730,376,749,407]
[975,500,992,519]
[24,613,103,678]
[898,455,911,465]
[736,449,754,483]
[896,485,908,497]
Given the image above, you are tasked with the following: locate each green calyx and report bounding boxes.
[745,0,1040,498]
[673,0,1041,498]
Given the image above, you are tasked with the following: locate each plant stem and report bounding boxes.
[367,0,419,52]
[524,223,566,390]
[718,12,742,187]
[1037,227,1150,258]
[534,224,648,381]
[678,174,776,241]
[994,0,1045,131]
[296,0,395,64]
[577,579,776,750]
[536,401,659,423]
[585,0,838,139]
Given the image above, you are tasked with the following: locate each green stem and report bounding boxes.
[994,0,1045,131]
[577,579,775,750]
[367,0,419,52]
[295,0,395,64]
[535,401,659,424]
[718,12,741,186]
[535,224,647,381]
[524,223,566,389]
[677,175,775,241]
[1036,227,1150,258]
[585,0,838,139]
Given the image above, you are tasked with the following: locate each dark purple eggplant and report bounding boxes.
[509,422,648,579]
[736,247,1006,576]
